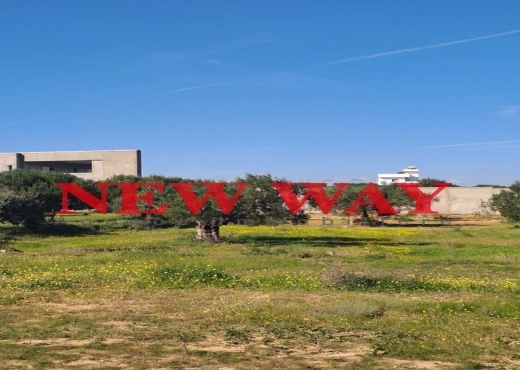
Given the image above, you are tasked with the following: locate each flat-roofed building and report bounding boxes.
[0,150,141,181]
[378,166,420,185]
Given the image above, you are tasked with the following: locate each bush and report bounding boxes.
[0,189,46,228]
[0,170,98,229]
[481,181,520,224]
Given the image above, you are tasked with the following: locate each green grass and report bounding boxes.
[1,216,519,369]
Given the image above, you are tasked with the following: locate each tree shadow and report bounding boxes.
[226,235,432,247]
[2,223,101,237]
[382,223,484,228]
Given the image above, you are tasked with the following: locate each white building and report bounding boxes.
[377,166,420,185]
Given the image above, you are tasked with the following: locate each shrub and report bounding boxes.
[481,181,520,224]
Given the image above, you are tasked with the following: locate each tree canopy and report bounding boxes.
[1,170,425,231]
[481,181,520,224]
[0,170,98,228]
[419,177,457,187]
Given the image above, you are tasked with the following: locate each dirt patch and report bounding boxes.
[331,330,379,340]
[300,345,370,359]
[474,356,520,370]
[380,358,457,369]
[100,320,128,330]
[185,342,248,353]
[44,303,100,312]
[1,361,29,369]
[184,333,372,362]
[64,358,127,368]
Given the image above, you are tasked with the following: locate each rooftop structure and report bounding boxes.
[0,150,141,181]
[378,166,420,185]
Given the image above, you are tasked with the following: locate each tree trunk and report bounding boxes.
[195,219,221,243]
[362,207,369,225]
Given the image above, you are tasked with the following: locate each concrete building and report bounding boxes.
[378,166,420,185]
[0,150,141,181]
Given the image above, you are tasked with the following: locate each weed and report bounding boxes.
[224,328,251,344]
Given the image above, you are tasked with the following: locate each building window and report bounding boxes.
[7,165,12,171]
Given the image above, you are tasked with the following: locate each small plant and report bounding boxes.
[224,328,251,344]
[176,330,202,343]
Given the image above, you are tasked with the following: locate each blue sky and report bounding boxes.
[1,1,519,185]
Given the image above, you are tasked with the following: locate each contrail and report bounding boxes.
[422,140,520,149]
[324,29,520,65]
[1,119,36,126]
[168,83,233,93]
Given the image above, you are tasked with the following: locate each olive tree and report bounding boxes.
[480,181,520,224]
[0,170,98,229]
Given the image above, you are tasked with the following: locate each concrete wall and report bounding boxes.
[302,186,506,215]
[0,150,141,181]
[98,150,141,179]
[0,153,24,171]
[419,186,504,214]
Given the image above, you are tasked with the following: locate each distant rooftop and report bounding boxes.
[377,166,420,185]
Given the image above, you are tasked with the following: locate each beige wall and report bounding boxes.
[98,151,141,179]
[302,186,505,215]
[418,186,504,214]
[0,153,24,171]
[22,151,105,161]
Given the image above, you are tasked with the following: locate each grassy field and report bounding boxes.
[1,215,519,369]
